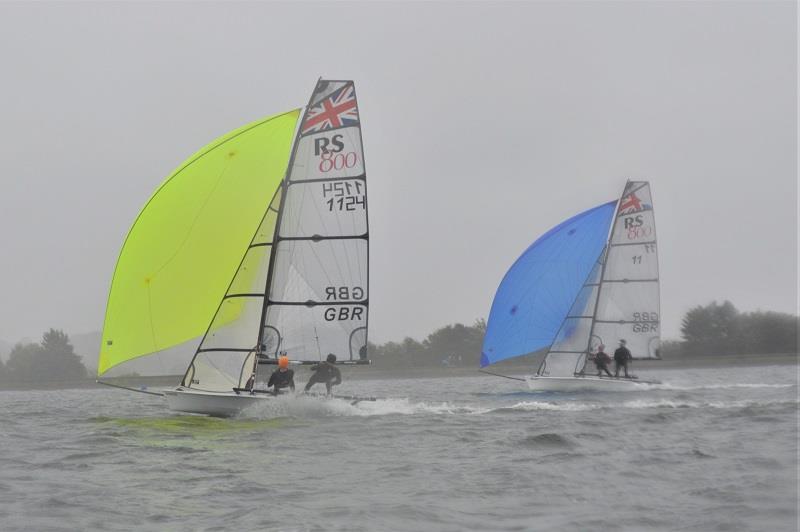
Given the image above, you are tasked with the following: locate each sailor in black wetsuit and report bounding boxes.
[593,344,614,377]
[304,353,342,395]
[614,339,632,378]
[267,355,295,395]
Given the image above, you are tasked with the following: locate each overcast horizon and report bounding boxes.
[0,2,796,351]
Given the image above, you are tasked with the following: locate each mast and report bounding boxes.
[255,82,318,357]
[579,180,629,371]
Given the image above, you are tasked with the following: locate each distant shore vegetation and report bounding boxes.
[368,319,488,369]
[661,300,798,358]
[369,301,798,367]
[0,329,88,385]
[0,301,795,387]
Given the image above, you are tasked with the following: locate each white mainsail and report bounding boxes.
[537,181,660,378]
[589,181,660,360]
[262,80,368,366]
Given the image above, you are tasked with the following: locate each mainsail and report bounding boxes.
[182,80,369,392]
[537,181,661,377]
[98,110,300,376]
[586,181,661,361]
[481,181,661,375]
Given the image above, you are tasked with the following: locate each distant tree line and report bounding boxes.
[368,319,487,368]
[367,301,797,366]
[0,329,88,385]
[662,301,798,357]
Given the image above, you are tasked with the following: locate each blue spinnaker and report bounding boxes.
[480,201,616,367]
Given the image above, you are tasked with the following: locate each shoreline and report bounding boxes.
[345,352,798,380]
[0,353,795,391]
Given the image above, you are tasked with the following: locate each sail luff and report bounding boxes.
[582,180,629,359]
[255,82,319,356]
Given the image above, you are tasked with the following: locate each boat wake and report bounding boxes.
[240,395,490,419]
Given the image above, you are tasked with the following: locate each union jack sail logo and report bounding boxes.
[301,84,359,135]
[619,192,652,214]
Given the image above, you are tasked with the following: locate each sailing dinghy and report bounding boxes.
[98,80,371,416]
[481,181,661,392]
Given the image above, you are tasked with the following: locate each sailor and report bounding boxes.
[304,353,342,395]
[267,355,295,395]
[613,339,632,378]
[593,344,613,377]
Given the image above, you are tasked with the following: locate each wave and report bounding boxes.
[652,383,796,391]
[498,398,799,412]
[517,432,573,448]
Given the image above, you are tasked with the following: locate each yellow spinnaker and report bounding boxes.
[98,109,301,376]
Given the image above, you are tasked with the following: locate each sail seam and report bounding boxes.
[276,234,368,242]
[267,300,368,306]
[289,174,366,185]
[602,278,659,283]
[609,241,656,247]
[594,319,660,324]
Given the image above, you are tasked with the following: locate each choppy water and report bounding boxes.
[0,365,797,531]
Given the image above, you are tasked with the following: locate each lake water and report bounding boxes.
[0,365,797,531]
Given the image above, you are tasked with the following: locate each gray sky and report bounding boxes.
[0,1,796,347]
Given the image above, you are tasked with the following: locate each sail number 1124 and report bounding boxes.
[322,181,365,212]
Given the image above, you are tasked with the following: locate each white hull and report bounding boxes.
[525,375,658,392]
[163,388,270,417]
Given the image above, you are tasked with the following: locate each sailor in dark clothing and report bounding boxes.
[593,344,613,377]
[267,355,295,395]
[614,339,632,378]
[304,353,342,395]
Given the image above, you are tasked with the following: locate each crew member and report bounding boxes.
[614,339,632,378]
[267,355,295,395]
[593,344,613,377]
[304,353,342,395]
